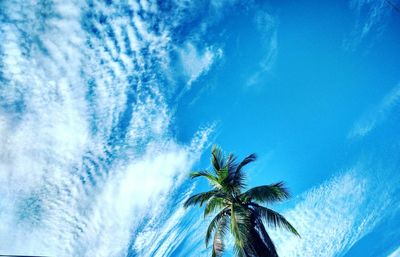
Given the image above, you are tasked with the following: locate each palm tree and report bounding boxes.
[184,145,299,257]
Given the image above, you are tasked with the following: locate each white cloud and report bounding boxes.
[131,125,215,257]
[133,186,197,256]
[272,170,368,256]
[72,135,211,257]
[349,83,400,138]
[269,160,399,257]
[179,43,222,88]
[388,246,400,257]
[0,0,216,256]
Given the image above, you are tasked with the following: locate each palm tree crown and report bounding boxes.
[184,145,299,257]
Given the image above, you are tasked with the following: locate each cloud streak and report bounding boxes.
[179,43,222,89]
[245,9,279,88]
[344,0,393,50]
[269,153,400,257]
[388,247,400,257]
[349,83,400,138]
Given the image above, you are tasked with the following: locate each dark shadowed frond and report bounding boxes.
[184,190,220,208]
[240,182,290,204]
[204,196,226,217]
[251,217,279,257]
[252,204,300,237]
[211,145,225,172]
[225,166,246,193]
[225,153,238,173]
[228,171,247,193]
[227,153,256,193]
[235,153,257,174]
[219,167,244,195]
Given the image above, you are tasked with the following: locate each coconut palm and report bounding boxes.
[184,145,299,257]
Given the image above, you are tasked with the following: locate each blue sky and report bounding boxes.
[0,0,399,256]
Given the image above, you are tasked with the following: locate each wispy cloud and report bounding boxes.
[270,160,399,257]
[344,0,393,50]
[179,43,223,89]
[349,83,400,138]
[71,135,211,257]
[132,185,203,257]
[245,10,279,88]
[388,246,400,257]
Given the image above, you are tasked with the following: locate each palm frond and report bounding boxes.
[206,208,229,247]
[240,182,290,204]
[211,213,230,257]
[253,204,300,237]
[228,153,256,192]
[228,170,247,194]
[230,204,251,254]
[251,217,279,257]
[233,243,247,257]
[184,190,219,208]
[225,153,238,173]
[217,167,229,183]
[219,168,243,196]
[204,197,226,217]
[190,170,221,189]
[211,145,225,172]
[235,153,257,174]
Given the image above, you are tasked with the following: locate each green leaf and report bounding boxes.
[240,182,290,204]
[183,190,219,208]
[224,153,237,172]
[230,204,251,250]
[254,204,300,237]
[211,145,225,172]
[204,197,226,217]
[189,171,221,189]
[235,153,256,174]
[211,213,229,257]
[206,208,229,247]
[226,153,256,193]
[217,167,229,183]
